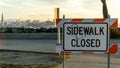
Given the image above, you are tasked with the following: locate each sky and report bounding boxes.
[0,0,120,26]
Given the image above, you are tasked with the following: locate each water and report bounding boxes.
[0,39,119,52]
[0,39,57,53]
[110,39,120,47]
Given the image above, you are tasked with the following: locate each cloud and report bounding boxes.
[34,0,65,4]
[0,0,41,9]
[0,0,18,8]
[0,1,9,7]
[58,0,98,17]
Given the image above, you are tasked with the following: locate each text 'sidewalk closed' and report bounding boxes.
[63,22,108,51]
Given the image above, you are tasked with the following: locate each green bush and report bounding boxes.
[110,29,120,38]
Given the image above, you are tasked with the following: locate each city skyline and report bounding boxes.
[0,0,120,26]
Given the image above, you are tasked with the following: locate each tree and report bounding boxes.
[101,0,109,18]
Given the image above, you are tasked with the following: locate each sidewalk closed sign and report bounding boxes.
[63,22,108,52]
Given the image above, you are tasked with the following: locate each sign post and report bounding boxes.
[63,22,108,52]
[54,8,61,45]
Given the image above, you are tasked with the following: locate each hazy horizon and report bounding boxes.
[0,0,120,26]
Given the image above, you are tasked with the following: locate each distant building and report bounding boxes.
[0,13,4,27]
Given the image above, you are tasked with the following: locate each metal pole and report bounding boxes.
[58,27,61,44]
[107,31,110,68]
[54,8,61,45]
[62,37,64,68]
[107,15,111,68]
[62,15,65,68]
[108,54,110,68]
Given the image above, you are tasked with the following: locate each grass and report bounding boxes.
[0,63,59,68]
[0,51,72,68]
[0,54,72,68]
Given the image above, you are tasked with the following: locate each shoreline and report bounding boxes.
[0,33,58,40]
[0,33,119,40]
[0,49,58,55]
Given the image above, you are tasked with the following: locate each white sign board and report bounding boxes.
[63,22,108,52]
